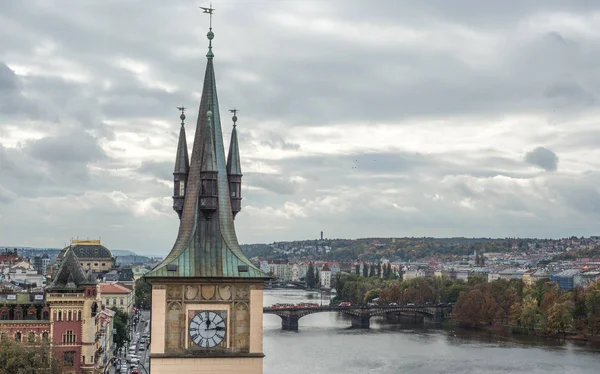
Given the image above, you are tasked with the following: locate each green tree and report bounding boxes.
[0,339,63,373]
[362,263,369,278]
[545,301,573,335]
[111,307,130,350]
[135,277,151,309]
[520,295,539,331]
[306,263,316,289]
[364,289,380,304]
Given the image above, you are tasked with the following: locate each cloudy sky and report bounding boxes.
[2,0,600,255]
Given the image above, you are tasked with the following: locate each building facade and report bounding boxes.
[144,10,271,374]
[57,239,115,273]
[99,283,134,314]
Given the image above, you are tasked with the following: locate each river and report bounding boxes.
[263,289,600,374]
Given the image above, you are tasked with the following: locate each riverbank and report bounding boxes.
[442,320,600,344]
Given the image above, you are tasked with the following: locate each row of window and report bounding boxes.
[55,310,82,321]
[105,297,125,306]
[1,331,49,343]
[80,262,106,267]
[0,310,49,320]
[63,330,76,344]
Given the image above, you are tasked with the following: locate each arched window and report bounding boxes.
[42,332,49,342]
[15,332,21,342]
[27,306,37,320]
[13,307,23,320]
[58,311,62,321]
[62,330,76,344]
[68,310,72,321]
[42,310,49,320]
[0,309,8,320]
[77,310,81,321]
[91,302,98,317]
[28,332,35,343]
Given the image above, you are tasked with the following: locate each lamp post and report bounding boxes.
[103,357,121,374]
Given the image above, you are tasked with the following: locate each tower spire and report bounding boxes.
[227,108,243,218]
[172,106,190,219]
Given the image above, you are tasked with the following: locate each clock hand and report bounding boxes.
[206,326,225,331]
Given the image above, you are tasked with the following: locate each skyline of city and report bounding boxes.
[2,1,600,254]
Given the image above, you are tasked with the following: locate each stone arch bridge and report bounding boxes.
[263,305,452,331]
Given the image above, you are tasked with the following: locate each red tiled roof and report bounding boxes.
[99,283,131,294]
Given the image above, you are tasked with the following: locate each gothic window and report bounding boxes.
[64,351,75,366]
[58,311,62,321]
[62,330,76,344]
[14,307,23,320]
[230,182,236,197]
[179,180,186,196]
[28,332,35,343]
[0,309,8,320]
[78,311,81,321]
[91,302,98,317]
[68,310,72,321]
[15,332,21,342]
[42,332,49,342]
[27,306,37,320]
[42,310,49,320]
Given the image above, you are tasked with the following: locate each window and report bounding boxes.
[42,332,49,342]
[15,332,21,342]
[42,310,49,320]
[101,263,105,266]
[28,332,35,343]
[120,298,124,305]
[82,356,85,364]
[68,311,72,321]
[87,263,91,266]
[64,351,75,366]
[62,330,76,344]
[0,333,7,342]
[78,311,81,321]
[94,263,98,266]
[58,311,62,321]
[113,298,116,306]
[179,181,185,196]
[14,308,23,320]
[0,310,8,320]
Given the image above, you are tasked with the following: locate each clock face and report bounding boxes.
[189,311,227,348]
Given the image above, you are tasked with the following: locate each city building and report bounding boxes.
[95,308,115,370]
[99,283,134,314]
[144,9,271,374]
[57,239,115,272]
[0,292,50,344]
[46,249,101,373]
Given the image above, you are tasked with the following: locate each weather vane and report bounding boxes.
[177,106,186,125]
[200,4,215,29]
[229,108,239,126]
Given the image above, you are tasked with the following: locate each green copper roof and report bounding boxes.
[226,122,242,176]
[146,41,269,280]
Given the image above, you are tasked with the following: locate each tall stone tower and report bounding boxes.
[145,7,270,374]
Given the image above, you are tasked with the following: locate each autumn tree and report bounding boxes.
[0,339,63,373]
[454,285,497,327]
[544,300,574,335]
[520,295,540,331]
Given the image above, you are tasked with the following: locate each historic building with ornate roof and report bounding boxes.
[57,239,115,272]
[144,7,270,374]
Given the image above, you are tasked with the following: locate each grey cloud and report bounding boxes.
[524,147,559,171]
[25,130,108,164]
[544,82,595,106]
[139,161,173,181]
[245,173,299,195]
[260,132,300,151]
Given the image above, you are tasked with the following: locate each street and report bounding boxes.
[107,310,150,374]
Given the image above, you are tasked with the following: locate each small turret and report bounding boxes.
[226,109,242,218]
[199,109,218,219]
[173,107,190,219]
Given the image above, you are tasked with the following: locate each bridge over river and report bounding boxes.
[263,304,453,331]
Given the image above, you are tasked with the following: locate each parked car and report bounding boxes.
[338,302,352,307]
[389,302,398,306]
[407,303,415,306]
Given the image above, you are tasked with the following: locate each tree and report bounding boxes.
[520,295,539,331]
[369,264,376,277]
[135,277,151,309]
[0,339,63,373]
[111,308,130,350]
[454,285,497,327]
[545,301,574,335]
[362,263,369,278]
[306,263,316,289]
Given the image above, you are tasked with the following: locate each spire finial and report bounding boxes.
[200,4,215,58]
[229,108,239,126]
[177,106,186,126]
